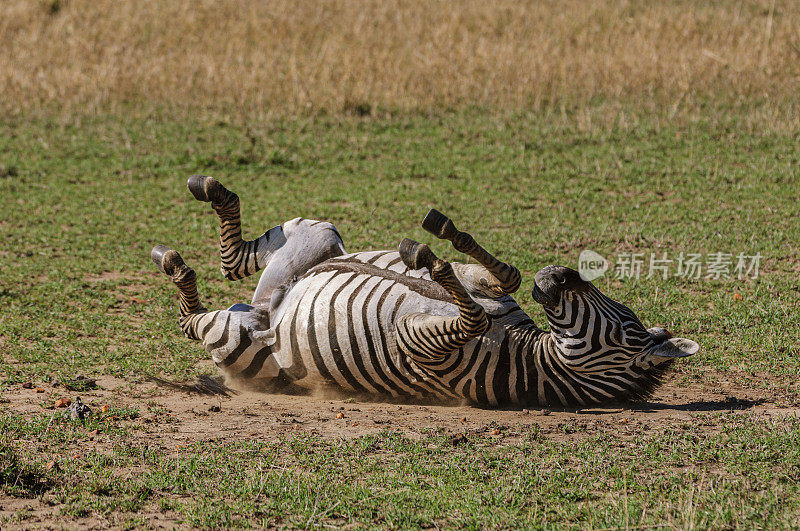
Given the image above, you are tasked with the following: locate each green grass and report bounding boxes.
[1,108,799,526]
[1,111,798,381]
[1,410,800,528]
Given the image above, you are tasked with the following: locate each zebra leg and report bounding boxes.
[151,244,216,340]
[395,239,489,364]
[152,245,287,382]
[187,175,267,281]
[188,175,346,310]
[421,209,521,295]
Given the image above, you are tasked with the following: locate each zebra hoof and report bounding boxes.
[187,175,226,203]
[422,209,458,240]
[399,238,437,271]
[151,244,186,277]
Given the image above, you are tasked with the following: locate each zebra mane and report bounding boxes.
[534,355,677,408]
[622,359,675,403]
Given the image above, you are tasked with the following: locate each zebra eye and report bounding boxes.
[556,275,566,284]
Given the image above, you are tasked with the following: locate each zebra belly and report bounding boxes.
[268,265,459,397]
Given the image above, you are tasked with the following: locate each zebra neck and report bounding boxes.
[524,333,671,406]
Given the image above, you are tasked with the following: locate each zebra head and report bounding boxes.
[532,265,698,373]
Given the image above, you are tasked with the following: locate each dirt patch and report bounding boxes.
[0,497,184,530]
[82,271,142,283]
[1,371,796,449]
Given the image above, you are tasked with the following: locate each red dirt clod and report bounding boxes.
[55,398,71,408]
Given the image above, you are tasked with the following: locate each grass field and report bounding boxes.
[2,0,800,528]
[3,1,800,127]
[1,110,799,528]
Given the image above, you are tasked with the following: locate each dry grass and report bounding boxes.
[2,0,799,122]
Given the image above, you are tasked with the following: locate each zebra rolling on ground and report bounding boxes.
[151,176,698,407]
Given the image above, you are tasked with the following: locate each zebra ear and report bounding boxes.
[647,337,699,359]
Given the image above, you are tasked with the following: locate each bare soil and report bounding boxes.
[3,370,797,447]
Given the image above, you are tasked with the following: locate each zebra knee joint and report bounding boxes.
[421,208,520,295]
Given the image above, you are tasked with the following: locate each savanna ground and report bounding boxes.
[2,1,800,528]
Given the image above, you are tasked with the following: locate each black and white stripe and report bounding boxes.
[189,253,686,407]
[154,177,697,407]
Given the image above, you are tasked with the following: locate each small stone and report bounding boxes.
[35,388,45,393]
[208,405,221,412]
[46,460,59,472]
[541,409,552,416]
[101,404,110,413]
[491,429,501,436]
[55,398,71,408]
[21,382,33,389]
[336,412,345,419]
[461,416,467,422]
[521,409,530,415]
[88,429,100,437]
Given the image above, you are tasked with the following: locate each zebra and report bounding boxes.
[150,175,698,407]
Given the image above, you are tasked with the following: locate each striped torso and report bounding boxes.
[259,250,539,403]
[168,182,680,407]
[198,250,660,406]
